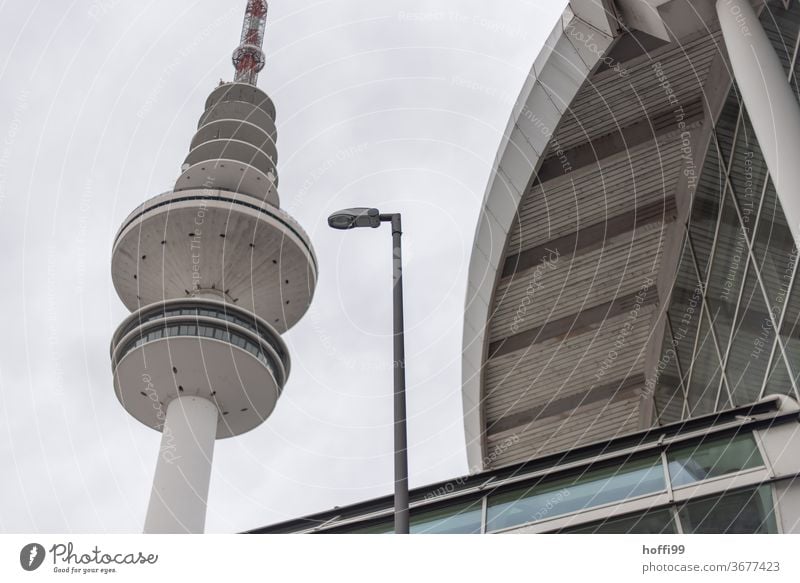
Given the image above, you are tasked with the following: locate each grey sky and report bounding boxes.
[0,0,567,533]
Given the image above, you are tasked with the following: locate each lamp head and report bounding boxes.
[327,207,381,230]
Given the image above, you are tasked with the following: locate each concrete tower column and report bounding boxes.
[143,396,218,534]
[716,0,800,248]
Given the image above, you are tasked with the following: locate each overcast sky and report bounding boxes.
[0,0,567,533]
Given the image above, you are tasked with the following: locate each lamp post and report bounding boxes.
[328,207,409,534]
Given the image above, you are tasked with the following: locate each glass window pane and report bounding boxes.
[704,189,745,361]
[728,110,768,227]
[665,240,704,394]
[688,142,725,277]
[761,8,798,78]
[686,312,725,415]
[486,456,665,531]
[559,508,676,534]
[678,486,777,533]
[779,268,800,394]
[335,520,394,534]
[724,259,775,405]
[714,98,739,167]
[653,320,686,425]
[667,433,763,488]
[763,352,794,398]
[753,182,795,316]
[410,501,482,534]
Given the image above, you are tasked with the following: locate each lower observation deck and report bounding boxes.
[111,298,289,438]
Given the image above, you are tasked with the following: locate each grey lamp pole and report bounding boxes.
[327,207,409,534]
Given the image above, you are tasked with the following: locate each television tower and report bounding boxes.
[110,0,317,533]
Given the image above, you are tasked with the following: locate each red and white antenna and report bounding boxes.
[232,0,268,85]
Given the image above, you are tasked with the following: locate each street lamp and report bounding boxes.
[328,207,409,534]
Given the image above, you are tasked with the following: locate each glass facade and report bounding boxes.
[410,501,483,534]
[653,1,800,423]
[486,456,665,531]
[322,431,772,534]
[667,433,763,487]
[333,499,483,534]
[677,486,777,534]
[559,509,677,534]
[559,485,777,534]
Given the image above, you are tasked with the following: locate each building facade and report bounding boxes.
[252,0,800,534]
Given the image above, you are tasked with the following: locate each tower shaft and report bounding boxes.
[144,396,218,534]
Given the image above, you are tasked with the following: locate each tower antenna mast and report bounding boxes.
[232,0,268,85]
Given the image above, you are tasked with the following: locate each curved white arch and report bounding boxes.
[461,2,617,471]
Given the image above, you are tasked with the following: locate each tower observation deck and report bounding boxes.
[109,0,317,533]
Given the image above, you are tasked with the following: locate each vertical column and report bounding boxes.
[716,0,800,249]
[143,396,218,534]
